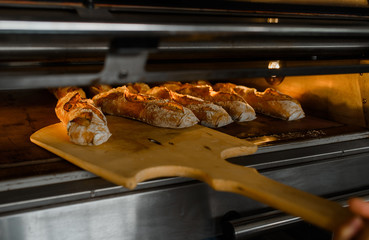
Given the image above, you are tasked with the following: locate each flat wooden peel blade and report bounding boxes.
[30,116,354,232]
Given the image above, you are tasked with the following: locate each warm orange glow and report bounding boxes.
[267,18,279,24]
[249,136,278,145]
[268,60,281,70]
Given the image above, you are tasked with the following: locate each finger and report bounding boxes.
[349,198,369,218]
[333,217,363,240]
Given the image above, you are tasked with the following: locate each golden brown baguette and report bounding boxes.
[55,91,111,145]
[51,86,86,99]
[160,81,183,92]
[213,83,305,121]
[92,86,199,128]
[146,86,233,128]
[170,83,256,122]
[192,80,212,86]
[89,84,113,97]
[126,82,151,94]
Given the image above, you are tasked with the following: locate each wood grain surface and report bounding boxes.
[31,115,354,232]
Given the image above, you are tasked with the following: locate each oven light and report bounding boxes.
[266,60,284,86]
[267,18,279,24]
[268,60,281,70]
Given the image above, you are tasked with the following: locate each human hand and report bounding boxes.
[333,198,369,240]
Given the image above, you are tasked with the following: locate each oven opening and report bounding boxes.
[2,1,369,239]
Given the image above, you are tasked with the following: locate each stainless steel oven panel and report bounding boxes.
[1,139,369,240]
[0,182,215,240]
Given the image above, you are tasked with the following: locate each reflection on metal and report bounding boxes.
[225,192,369,240]
[228,213,301,239]
[265,75,285,85]
[267,18,279,24]
[0,182,215,240]
[2,19,369,36]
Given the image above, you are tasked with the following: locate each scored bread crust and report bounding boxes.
[55,92,111,145]
[146,86,233,128]
[89,84,113,97]
[213,83,305,121]
[51,86,87,99]
[170,83,256,122]
[160,81,183,92]
[126,82,151,94]
[92,86,199,128]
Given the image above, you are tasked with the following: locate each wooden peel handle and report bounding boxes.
[357,222,369,240]
[208,163,354,232]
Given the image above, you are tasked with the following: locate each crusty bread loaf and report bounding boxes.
[192,80,212,86]
[213,83,305,121]
[212,83,237,94]
[126,82,150,94]
[146,86,233,128]
[89,84,113,97]
[160,81,183,92]
[170,83,256,122]
[51,86,86,99]
[92,86,199,128]
[55,91,111,145]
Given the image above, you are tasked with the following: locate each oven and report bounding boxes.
[1,1,369,239]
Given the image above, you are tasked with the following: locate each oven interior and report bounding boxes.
[1,1,369,240]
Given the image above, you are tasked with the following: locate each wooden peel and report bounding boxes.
[30,115,354,232]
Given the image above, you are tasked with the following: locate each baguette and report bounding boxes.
[160,81,183,92]
[213,83,305,121]
[191,80,212,86]
[92,86,199,128]
[171,83,256,122]
[126,82,150,94]
[55,91,111,145]
[51,86,86,99]
[146,86,233,128]
[89,84,113,97]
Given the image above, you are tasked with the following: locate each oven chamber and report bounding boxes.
[1,1,369,239]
